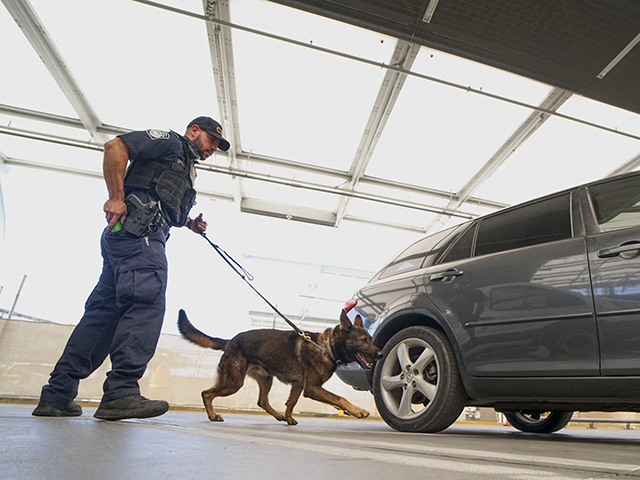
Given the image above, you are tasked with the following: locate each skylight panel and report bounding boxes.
[0,7,75,116]
[474,110,640,206]
[230,0,394,170]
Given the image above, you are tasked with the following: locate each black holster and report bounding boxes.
[123,193,163,237]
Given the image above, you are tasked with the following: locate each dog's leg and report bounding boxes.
[303,384,370,419]
[284,385,303,425]
[202,353,247,422]
[253,374,286,422]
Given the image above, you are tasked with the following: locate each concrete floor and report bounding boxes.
[3,403,396,480]
[6,402,640,480]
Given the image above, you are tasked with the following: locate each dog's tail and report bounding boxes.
[177,309,228,350]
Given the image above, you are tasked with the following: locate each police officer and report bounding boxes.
[32,117,230,420]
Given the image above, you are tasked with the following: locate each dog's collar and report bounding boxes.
[323,330,345,367]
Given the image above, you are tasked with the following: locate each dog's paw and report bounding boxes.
[352,408,370,419]
[285,416,298,426]
[209,414,224,422]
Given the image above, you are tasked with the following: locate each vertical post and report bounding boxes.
[7,274,27,320]
[0,274,27,347]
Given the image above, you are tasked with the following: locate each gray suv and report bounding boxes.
[337,171,640,433]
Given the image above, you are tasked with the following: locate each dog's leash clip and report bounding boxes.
[298,331,312,342]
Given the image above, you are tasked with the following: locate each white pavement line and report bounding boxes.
[157,423,640,475]
[129,422,594,479]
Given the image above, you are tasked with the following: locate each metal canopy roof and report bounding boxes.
[1,0,640,236]
[269,0,640,116]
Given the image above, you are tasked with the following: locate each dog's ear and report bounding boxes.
[340,309,352,328]
[354,315,363,328]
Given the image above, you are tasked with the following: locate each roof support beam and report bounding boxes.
[605,152,640,177]
[0,104,130,136]
[235,150,506,209]
[424,87,573,233]
[203,0,244,205]
[2,154,235,202]
[1,0,109,143]
[333,40,421,227]
[457,88,574,202]
[199,163,476,219]
[0,125,104,151]
[0,118,508,210]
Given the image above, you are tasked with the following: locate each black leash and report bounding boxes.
[200,233,327,355]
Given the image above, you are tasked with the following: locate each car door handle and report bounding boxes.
[598,243,640,258]
[430,269,464,281]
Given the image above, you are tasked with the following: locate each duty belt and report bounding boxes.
[157,216,170,236]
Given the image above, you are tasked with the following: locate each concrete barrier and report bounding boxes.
[0,318,378,416]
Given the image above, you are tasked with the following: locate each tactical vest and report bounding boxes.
[123,132,197,227]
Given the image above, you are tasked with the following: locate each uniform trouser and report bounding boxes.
[40,226,168,404]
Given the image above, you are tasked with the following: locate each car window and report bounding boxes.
[438,222,476,264]
[378,224,463,279]
[588,174,640,232]
[474,193,572,257]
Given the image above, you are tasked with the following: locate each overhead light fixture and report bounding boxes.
[597,31,640,79]
[422,0,440,23]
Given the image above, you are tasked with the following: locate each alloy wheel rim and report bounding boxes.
[379,337,440,420]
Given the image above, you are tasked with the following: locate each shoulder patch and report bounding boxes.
[146,129,170,140]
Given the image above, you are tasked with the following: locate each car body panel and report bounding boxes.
[426,237,599,377]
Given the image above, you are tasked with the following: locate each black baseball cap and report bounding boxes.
[187,116,230,152]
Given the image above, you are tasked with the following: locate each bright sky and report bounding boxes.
[1,0,639,338]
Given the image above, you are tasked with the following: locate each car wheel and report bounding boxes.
[373,326,466,433]
[503,411,573,433]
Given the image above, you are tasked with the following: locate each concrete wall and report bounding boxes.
[0,318,378,416]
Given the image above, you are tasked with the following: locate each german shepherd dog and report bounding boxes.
[177,308,382,425]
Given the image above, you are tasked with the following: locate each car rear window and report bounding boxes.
[588,174,640,232]
[439,222,477,264]
[474,193,572,257]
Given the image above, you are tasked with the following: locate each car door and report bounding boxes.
[584,174,640,375]
[426,192,600,377]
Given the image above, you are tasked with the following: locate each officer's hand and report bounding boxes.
[187,213,207,234]
[104,199,127,231]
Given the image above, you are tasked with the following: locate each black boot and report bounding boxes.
[94,394,169,421]
[32,400,82,417]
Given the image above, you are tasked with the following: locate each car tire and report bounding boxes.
[503,411,573,433]
[373,326,466,433]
